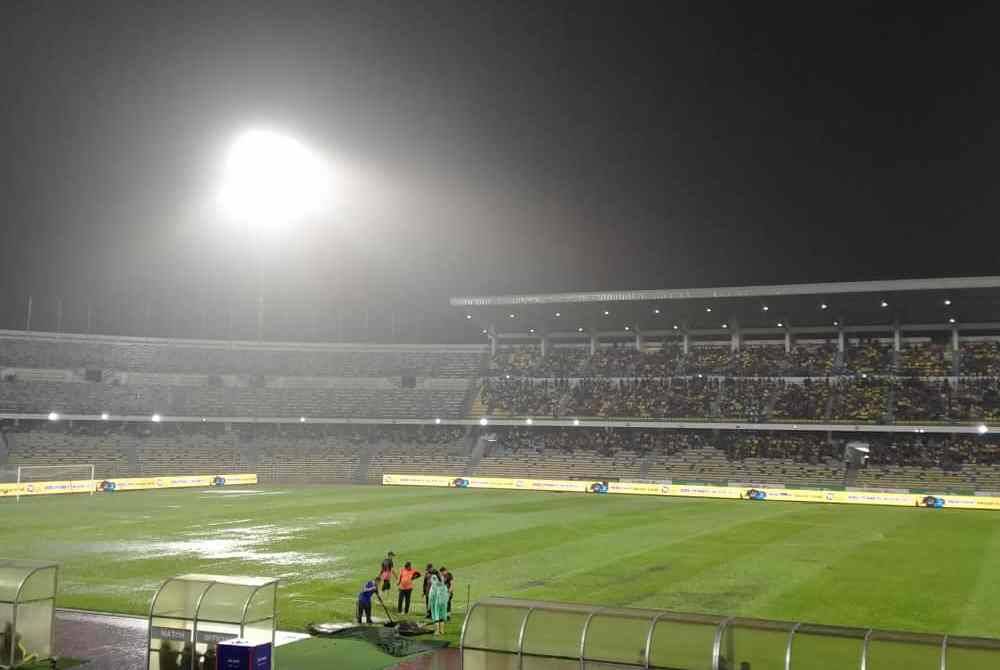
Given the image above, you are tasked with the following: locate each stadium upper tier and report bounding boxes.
[0,331,485,377]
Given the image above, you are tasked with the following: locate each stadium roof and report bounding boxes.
[452,276,1000,335]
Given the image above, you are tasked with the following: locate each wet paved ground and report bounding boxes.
[55,609,457,669]
[54,609,308,670]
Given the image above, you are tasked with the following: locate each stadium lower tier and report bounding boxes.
[3,424,999,494]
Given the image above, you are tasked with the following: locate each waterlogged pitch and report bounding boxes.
[4,484,1000,640]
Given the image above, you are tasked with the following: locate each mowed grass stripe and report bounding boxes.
[3,485,1000,640]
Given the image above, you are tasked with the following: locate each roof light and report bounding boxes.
[572,418,580,426]
[47,412,59,422]
[705,307,712,313]
[100,412,110,420]
[201,417,207,422]
[479,417,488,426]
[624,325,631,331]
[653,308,661,315]
[505,374,511,379]
[762,305,769,312]
[508,313,516,319]
[721,324,728,329]
[833,321,840,327]
[820,303,828,310]
[880,300,888,308]
[554,312,561,317]
[528,328,536,333]
[525,418,533,425]
[434,417,442,424]
[603,310,610,316]
[672,325,679,330]
[948,317,956,324]
[151,413,162,423]
[577,327,585,332]
[482,329,488,334]
[299,416,306,422]
[944,299,952,306]
[777,322,784,328]
[977,423,988,434]
[465,314,472,319]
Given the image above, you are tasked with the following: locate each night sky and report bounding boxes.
[2,2,998,337]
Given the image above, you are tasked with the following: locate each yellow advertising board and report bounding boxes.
[382,473,1000,511]
[0,473,258,498]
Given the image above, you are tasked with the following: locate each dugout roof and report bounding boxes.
[451,276,1000,336]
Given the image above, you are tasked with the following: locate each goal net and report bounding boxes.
[16,464,96,500]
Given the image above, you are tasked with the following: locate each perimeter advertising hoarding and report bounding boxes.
[382,474,1000,510]
[0,473,258,497]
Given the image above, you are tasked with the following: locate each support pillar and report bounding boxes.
[837,321,845,353]
[730,322,741,352]
[785,329,792,353]
[25,296,32,331]
[635,332,643,351]
[893,321,901,352]
[488,334,497,357]
[952,326,959,352]
[682,332,690,355]
[540,334,549,357]
[589,334,598,356]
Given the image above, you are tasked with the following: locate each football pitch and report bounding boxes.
[3,484,1000,642]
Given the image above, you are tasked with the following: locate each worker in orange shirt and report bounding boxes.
[397,561,421,614]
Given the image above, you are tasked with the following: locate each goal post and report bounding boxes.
[16,464,96,502]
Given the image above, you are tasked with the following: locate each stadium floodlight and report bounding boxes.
[528,328,536,333]
[434,417,441,424]
[465,314,472,319]
[705,307,712,312]
[721,324,728,329]
[218,128,331,229]
[100,412,110,420]
[481,329,488,334]
[653,308,661,315]
[299,416,307,423]
[479,417,488,426]
[762,305,769,312]
[833,320,840,327]
[577,327,584,332]
[777,322,784,328]
[151,413,162,422]
[603,310,610,316]
[554,312,561,317]
[820,303,828,310]
[880,300,889,308]
[525,418,533,425]
[944,299,952,306]
[978,424,989,434]
[508,313,516,319]
[572,418,580,426]
[47,411,59,422]
[672,324,679,330]
[949,317,956,324]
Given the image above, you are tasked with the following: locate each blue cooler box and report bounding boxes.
[216,639,272,670]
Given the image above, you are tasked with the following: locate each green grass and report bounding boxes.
[3,483,1000,649]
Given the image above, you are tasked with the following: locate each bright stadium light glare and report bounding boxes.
[978,424,989,434]
[299,416,307,423]
[48,411,59,422]
[525,418,533,425]
[572,418,580,426]
[100,412,110,421]
[479,417,488,426]
[218,128,331,228]
[151,413,162,423]
[434,417,442,424]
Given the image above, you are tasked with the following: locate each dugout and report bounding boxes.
[459,597,1000,669]
[147,573,278,670]
[0,560,58,670]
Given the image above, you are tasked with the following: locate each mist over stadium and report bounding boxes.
[3,2,1000,669]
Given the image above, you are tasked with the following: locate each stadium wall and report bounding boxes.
[0,473,258,497]
[382,473,1000,510]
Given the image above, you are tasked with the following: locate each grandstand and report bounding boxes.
[4,276,1000,495]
